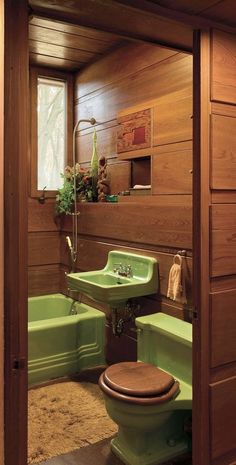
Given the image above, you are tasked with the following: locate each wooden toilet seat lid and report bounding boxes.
[104,362,175,397]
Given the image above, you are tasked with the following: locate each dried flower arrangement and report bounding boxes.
[56,163,97,215]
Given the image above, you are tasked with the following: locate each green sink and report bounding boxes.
[67,251,158,304]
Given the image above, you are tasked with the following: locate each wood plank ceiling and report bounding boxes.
[29,0,236,72]
[29,16,127,71]
[150,0,236,27]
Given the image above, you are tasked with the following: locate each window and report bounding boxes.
[37,77,66,191]
[30,68,73,197]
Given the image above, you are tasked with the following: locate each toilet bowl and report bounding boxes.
[99,313,192,465]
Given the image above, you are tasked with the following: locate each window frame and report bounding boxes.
[30,67,73,198]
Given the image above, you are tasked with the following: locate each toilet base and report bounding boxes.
[110,423,189,465]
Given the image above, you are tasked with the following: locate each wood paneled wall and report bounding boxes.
[28,65,73,297]
[202,29,236,463]
[28,199,61,296]
[62,42,194,361]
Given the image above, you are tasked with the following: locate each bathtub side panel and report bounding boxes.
[28,296,105,386]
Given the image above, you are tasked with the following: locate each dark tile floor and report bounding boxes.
[40,437,192,465]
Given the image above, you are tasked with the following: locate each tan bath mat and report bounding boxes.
[28,380,117,464]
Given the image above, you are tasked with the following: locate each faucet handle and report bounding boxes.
[113,262,122,273]
[126,264,132,277]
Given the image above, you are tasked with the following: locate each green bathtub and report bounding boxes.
[28,293,105,386]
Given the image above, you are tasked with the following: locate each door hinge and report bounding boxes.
[12,357,26,370]
[192,307,198,319]
[186,306,198,320]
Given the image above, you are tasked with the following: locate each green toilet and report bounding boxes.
[99,312,192,465]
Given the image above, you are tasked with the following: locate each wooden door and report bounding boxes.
[193,29,236,465]
[4,1,29,464]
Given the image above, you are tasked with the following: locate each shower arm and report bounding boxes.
[68,117,96,270]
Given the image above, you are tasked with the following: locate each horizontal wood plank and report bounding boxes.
[211,101,236,118]
[211,191,236,204]
[29,53,81,70]
[29,40,100,63]
[28,199,60,232]
[75,43,178,100]
[29,25,115,54]
[76,123,118,163]
[155,0,220,14]
[61,203,192,249]
[75,55,193,128]
[211,360,236,384]
[28,232,60,266]
[211,274,236,292]
[28,264,61,297]
[30,16,121,42]
[118,194,192,205]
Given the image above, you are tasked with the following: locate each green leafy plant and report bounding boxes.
[56,163,97,215]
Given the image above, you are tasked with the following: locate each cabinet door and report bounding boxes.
[193,29,236,465]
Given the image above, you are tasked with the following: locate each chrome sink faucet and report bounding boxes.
[113,263,133,277]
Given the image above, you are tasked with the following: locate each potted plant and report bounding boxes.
[56,163,97,215]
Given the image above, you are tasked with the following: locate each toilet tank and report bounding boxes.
[136,312,192,386]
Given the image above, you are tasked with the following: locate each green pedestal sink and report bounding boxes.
[67,251,158,304]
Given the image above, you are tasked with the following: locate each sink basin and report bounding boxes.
[67,251,158,304]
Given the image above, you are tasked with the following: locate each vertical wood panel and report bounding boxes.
[108,161,131,195]
[211,29,236,104]
[210,377,236,459]
[153,94,192,146]
[211,114,236,189]
[152,146,192,195]
[211,205,236,277]
[211,290,236,367]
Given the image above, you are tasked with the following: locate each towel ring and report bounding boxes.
[173,254,182,265]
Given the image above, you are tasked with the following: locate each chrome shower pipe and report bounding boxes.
[68,117,96,271]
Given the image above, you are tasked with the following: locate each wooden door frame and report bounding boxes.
[0,0,4,460]
[4,1,28,465]
[192,29,211,465]
[3,3,218,465]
